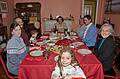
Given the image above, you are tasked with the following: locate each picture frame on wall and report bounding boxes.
[0,1,8,13]
[84,4,92,16]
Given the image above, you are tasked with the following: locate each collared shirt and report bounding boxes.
[83,23,92,38]
[98,38,106,50]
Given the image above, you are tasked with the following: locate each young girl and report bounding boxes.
[30,30,38,44]
[6,22,28,75]
[51,46,86,79]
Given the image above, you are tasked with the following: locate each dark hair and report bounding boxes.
[13,17,23,23]
[84,15,92,22]
[57,46,79,76]
[30,30,38,35]
[56,16,64,22]
[9,22,21,37]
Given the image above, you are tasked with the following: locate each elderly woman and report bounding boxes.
[54,16,67,33]
[95,23,116,76]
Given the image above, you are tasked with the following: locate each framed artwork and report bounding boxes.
[105,0,120,14]
[0,1,8,13]
[84,4,92,15]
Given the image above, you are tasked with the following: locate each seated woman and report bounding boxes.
[6,22,29,75]
[54,16,68,33]
[94,23,116,76]
[51,46,86,79]
[33,21,41,39]
[14,17,30,46]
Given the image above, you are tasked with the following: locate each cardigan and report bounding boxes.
[95,35,116,71]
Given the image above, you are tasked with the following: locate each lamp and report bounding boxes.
[27,4,33,7]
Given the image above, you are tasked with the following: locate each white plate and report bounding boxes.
[41,36,48,38]
[46,40,55,46]
[47,43,55,46]
[72,42,84,47]
[77,49,92,55]
[36,42,44,45]
[71,36,78,39]
[30,50,43,56]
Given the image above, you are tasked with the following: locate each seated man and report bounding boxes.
[76,15,97,49]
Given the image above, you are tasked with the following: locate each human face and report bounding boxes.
[15,18,23,28]
[58,18,63,24]
[101,26,111,38]
[83,18,91,25]
[61,52,72,67]
[12,25,21,37]
[32,33,38,38]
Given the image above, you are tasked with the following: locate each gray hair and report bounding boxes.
[99,23,115,35]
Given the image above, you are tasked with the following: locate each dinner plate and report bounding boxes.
[72,42,84,47]
[30,50,43,56]
[71,36,78,39]
[77,49,92,55]
[36,42,44,45]
[46,40,55,46]
[40,36,48,39]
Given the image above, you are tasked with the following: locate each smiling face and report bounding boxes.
[101,26,111,38]
[58,18,63,24]
[83,17,91,26]
[15,18,23,28]
[32,32,38,38]
[61,51,72,67]
[12,25,21,37]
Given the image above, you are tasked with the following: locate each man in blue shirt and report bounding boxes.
[77,15,97,49]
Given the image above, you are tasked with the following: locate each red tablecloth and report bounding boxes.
[18,38,104,79]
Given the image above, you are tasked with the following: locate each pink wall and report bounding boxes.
[2,0,14,26]
[105,14,120,36]
[1,0,14,36]
[5,0,120,36]
[14,0,82,30]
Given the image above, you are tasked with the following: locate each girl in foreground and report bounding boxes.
[51,46,86,79]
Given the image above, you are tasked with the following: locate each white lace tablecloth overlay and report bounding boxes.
[43,20,73,32]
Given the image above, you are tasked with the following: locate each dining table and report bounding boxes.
[18,33,104,79]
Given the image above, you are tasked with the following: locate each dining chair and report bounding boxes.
[104,52,120,79]
[0,48,18,79]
